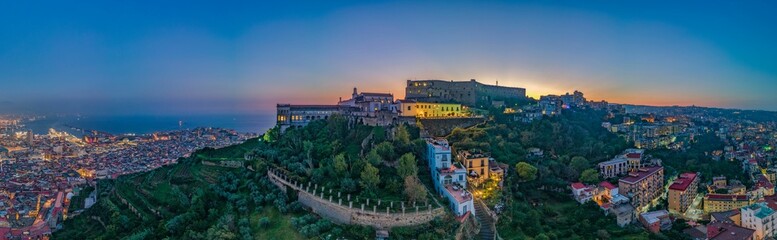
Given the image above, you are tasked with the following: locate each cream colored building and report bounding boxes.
[396,100,468,118]
[703,194,754,213]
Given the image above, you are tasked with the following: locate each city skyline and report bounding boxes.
[1,1,777,115]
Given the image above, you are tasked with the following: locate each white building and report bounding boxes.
[426,138,474,216]
[571,182,595,204]
[741,202,777,240]
[598,157,628,179]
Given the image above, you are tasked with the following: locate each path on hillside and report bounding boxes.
[474,199,496,240]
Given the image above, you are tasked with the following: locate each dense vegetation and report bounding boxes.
[56,116,456,240]
[447,108,653,239]
[56,106,743,240]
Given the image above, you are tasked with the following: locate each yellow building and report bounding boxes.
[703,194,754,213]
[397,100,468,118]
[458,151,489,177]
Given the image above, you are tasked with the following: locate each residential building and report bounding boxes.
[708,177,747,195]
[619,166,664,212]
[610,203,636,227]
[639,210,672,233]
[598,149,646,179]
[425,138,474,217]
[711,209,742,226]
[741,202,777,240]
[750,175,775,199]
[405,79,526,106]
[594,181,630,210]
[571,182,595,204]
[457,150,490,185]
[695,221,756,240]
[623,149,645,172]
[669,172,700,213]
[704,194,754,213]
[598,157,628,179]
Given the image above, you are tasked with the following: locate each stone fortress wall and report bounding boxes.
[267,168,445,229]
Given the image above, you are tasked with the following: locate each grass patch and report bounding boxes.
[251,207,305,240]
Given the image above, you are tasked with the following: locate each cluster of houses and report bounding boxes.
[571,146,777,239]
[424,138,507,219]
[571,149,665,228]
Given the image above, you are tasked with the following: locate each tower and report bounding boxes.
[27,130,33,146]
[352,87,358,98]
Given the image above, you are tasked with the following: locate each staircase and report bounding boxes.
[474,200,495,240]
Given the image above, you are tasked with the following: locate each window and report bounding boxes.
[480,159,484,166]
[408,106,412,111]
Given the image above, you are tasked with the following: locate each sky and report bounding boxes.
[1,1,776,115]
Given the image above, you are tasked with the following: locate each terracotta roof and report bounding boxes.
[571,182,586,190]
[756,175,774,189]
[599,181,617,190]
[669,172,697,191]
[707,221,755,240]
[619,166,663,184]
[625,153,642,159]
[706,194,749,201]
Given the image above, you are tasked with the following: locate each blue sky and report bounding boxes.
[1,1,776,114]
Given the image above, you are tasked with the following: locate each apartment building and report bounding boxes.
[668,172,700,213]
[619,166,664,212]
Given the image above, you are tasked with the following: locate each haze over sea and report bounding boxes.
[24,114,275,136]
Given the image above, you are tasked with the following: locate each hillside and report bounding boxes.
[55,116,458,240]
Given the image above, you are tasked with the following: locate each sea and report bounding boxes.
[22,114,276,137]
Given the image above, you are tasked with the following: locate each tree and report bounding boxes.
[396,124,411,145]
[259,217,271,228]
[360,163,380,191]
[303,141,314,169]
[333,154,348,175]
[397,153,418,178]
[579,169,600,184]
[366,150,383,166]
[570,156,589,173]
[515,162,538,181]
[403,176,427,203]
[374,142,396,161]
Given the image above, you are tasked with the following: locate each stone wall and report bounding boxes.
[420,117,485,137]
[268,169,445,229]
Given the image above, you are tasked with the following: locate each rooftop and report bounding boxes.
[598,156,627,166]
[707,221,755,240]
[705,194,749,202]
[277,104,344,110]
[669,172,698,191]
[744,202,775,219]
[571,182,586,190]
[426,138,450,151]
[445,184,473,204]
[625,152,642,159]
[599,181,617,190]
[619,166,663,184]
[710,209,740,222]
[640,210,669,224]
